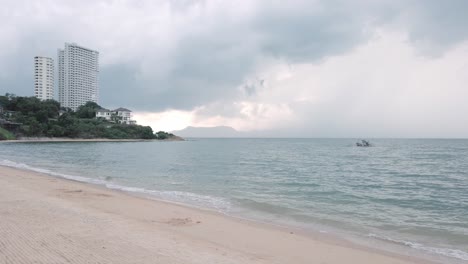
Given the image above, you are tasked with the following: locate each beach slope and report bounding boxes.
[0,166,434,264]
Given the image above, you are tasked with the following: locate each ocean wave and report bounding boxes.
[0,159,106,185]
[367,233,468,261]
[104,184,232,211]
[234,198,302,215]
[157,190,231,211]
[0,159,231,213]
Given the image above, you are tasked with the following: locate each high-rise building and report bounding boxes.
[34,56,54,100]
[58,43,99,110]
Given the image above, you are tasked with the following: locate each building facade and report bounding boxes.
[96,107,136,125]
[95,108,112,120]
[114,108,136,124]
[34,56,54,100]
[58,43,99,111]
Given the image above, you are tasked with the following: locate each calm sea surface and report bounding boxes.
[1,139,467,262]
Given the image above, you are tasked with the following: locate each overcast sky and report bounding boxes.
[1,0,467,137]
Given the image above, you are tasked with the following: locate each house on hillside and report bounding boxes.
[96,108,113,121]
[114,107,136,125]
[95,107,136,125]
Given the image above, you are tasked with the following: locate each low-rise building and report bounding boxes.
[96,108,113,121]
[113,107,135,125]
[95,107,136,124]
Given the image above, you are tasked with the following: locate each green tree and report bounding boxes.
[0,94,173,140]
[75,101,102,119]
[48,125,65,137]
[155,131,174,140]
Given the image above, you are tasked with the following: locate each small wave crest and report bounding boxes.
[0,159,105,185]
[0,159,231,213]
[157,190,231,211]
[235,198,301,215]
[367,233,468,261]
[104,184,231,212]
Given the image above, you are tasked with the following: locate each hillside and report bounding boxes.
[0,94,181,141]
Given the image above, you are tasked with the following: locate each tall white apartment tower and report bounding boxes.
[58,43,99,110]
[34,56,54,100]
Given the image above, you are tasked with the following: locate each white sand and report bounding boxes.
[0,166,438,264]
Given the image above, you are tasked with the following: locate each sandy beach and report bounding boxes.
[0,165,438,264]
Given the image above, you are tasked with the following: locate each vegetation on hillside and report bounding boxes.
[0,127,16,140]
[0,94,180,140]
[155,131,177,140]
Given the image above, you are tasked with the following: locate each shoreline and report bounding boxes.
[0,137,183,143]
[0,165,442,264]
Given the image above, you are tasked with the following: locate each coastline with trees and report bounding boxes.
[0,94,182,141]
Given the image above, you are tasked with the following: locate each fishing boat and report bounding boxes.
[356,140,371,147]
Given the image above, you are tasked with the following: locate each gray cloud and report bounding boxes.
[252,1,371,62]
[1,0,468,119]
[400,0,468,54]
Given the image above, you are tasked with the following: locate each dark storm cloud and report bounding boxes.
[252,2,372,62]
[402,0,468,54]
[98,0,378,111]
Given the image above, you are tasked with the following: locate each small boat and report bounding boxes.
[356,140,371,147]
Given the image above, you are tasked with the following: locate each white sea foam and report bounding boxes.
[0,159,105,185]
[105,183,231,212]
[367,233,468,261]
[157,190,232,211]
[1,159,231,213]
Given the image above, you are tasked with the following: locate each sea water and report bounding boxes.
[1,139,467,263]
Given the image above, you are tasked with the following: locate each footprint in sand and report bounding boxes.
[64,189,83,193]
[166,218,200,226]
[58,189,112,198]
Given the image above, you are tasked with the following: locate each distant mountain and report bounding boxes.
[171,126,244,138]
